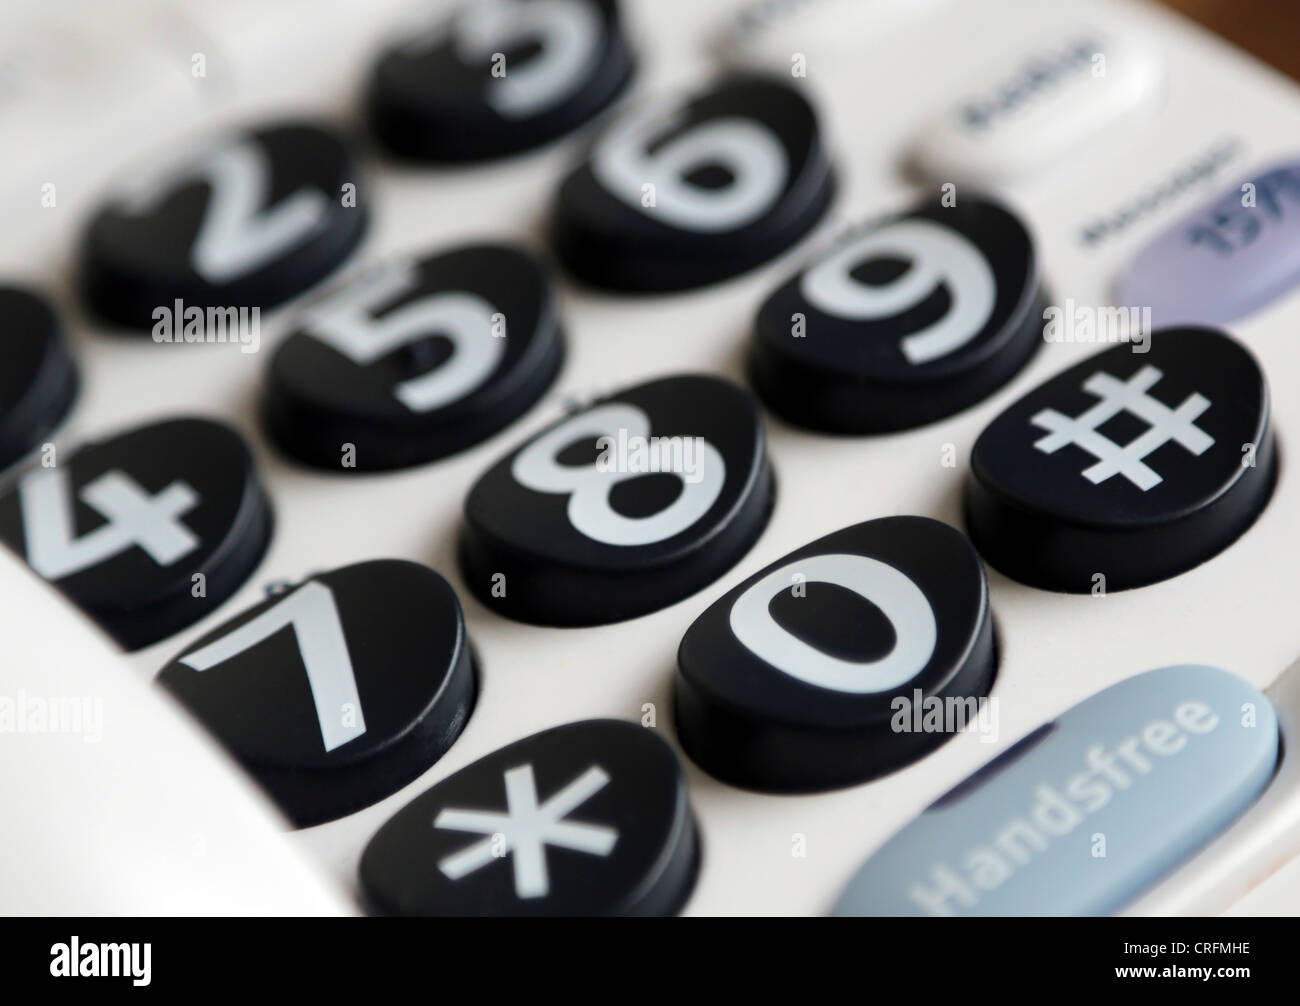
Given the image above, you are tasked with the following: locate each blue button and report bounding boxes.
[1116,161,1300,326]
[833,666,1278,916]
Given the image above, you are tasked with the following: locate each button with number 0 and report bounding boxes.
[461,374,774,625]
[750,195,1044,432]
[266,244,564,470]
[157,560,476,828]
[361,719,698,916]
[368,0,636,161]
[81,122,367,329]
[0,286,78,469]
[676,517,996,792]
[0,417,272,650]
[550,74,834,291]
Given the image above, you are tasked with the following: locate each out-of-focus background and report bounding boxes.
[1164,0,1300,79]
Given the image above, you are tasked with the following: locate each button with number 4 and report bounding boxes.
[750,195,1044,432]
[461,374,774,625]
[368,0,636,161]
[676,517,996,792]
[266,244,564,470]
[0,417,272,650]
[550,74,834,291]
[966,327,1275,592]
[157,560,476,828]
[361,719,698,916]
[81,121,367,329]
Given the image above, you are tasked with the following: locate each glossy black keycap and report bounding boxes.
[550,74,834,291]
[0,417,272,650]
[360,719,698,916]
[676,517,996,792]
[265,245,564,470]
[81,122,367,329]
[461,374,774,625]
[967,327,1275,592]
[369,0,635,161]
[158,560,476,828]
[750,195,1045,432]
[0,286,78,469]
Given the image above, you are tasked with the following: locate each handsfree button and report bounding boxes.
[834,665,1278,916]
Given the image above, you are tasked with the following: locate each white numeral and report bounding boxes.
[512,403,725,546]
[180,582,366,753]
[117,137,330,282]
[304,260,503,413]
[593,103,788,232]
[729,553,937,693]
[452,0,601,118]
[801,219,996,364]
[19,468,199,580]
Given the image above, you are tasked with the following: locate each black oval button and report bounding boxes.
[157,559,476,828]
[675,516,996,792]
[461,374,774,625]
[0,286,78,469]
[750,195,1044,432]
[550,74,834,291]
[360,719,698,916]
[0,417,272,650]
[265,245,564,470]
[81,122,367,329]
[966,327,1275,592]
[368,0,635,161]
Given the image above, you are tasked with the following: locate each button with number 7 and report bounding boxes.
[157,560,476,827]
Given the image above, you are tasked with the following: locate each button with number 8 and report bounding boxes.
[460,374,775,625]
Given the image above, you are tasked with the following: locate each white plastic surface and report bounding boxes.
[0,551,353,915]
[4,0,1300,916]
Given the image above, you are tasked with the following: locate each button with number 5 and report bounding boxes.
[460,374,775,625]
[550,74,834,291]
[750,195,1045,433]
[0,417,273,650]
[266,244,564,470]
[157,560,476,828]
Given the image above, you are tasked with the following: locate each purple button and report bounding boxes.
[1116,161,1300,326]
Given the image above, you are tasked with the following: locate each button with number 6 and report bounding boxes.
[675,517,996,792]
[550,74,834,291]
[460,374,775,625]
[157,560,476,828]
